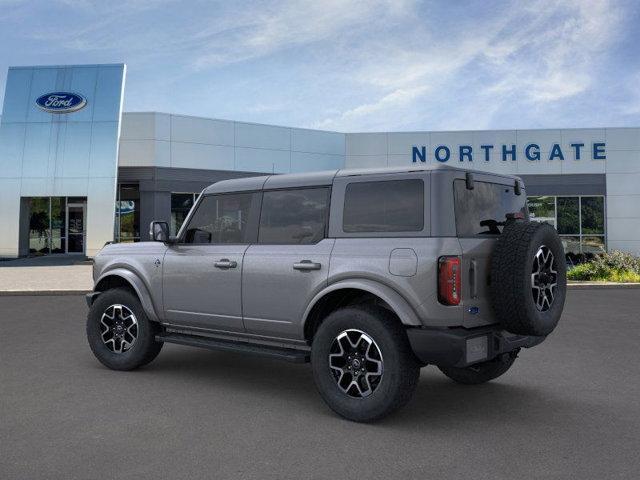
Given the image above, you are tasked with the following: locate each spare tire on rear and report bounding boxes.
[490,221,566,336]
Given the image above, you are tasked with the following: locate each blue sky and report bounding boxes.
[0,0,639,131]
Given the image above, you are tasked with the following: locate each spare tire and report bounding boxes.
[490,221,566,336]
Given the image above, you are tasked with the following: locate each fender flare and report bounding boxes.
[94,268,160,322]
[302,279,422,331]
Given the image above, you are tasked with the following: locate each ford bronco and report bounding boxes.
[86,165,566,421]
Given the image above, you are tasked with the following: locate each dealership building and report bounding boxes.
[1,63,639,258]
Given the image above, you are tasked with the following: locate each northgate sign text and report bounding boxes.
[412,142,606,163]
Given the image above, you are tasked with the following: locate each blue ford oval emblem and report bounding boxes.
[35,92,87,114]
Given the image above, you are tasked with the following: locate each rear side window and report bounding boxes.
[183,193,254,244]
[343,179,424,233]
[453,179,527,236]
[258,188,330,244]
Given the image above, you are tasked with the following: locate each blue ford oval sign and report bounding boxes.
[35,92,87,114]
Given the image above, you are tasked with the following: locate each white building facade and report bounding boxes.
[1,64,639,258]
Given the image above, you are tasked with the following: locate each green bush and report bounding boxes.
[567,250,640,282]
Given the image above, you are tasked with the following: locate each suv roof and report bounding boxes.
[202,164,522,195]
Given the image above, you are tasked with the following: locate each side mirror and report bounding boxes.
[149,221,170,242]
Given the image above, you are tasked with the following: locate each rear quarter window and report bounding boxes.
[343,179,424,233]
[453,179,528,236]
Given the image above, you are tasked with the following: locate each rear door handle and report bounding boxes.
[293,260,321,271]
[214,259,237,269]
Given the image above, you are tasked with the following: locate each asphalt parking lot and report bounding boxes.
[1,290,639,480]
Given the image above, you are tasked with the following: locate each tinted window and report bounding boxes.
[343,179,424,233]
[184,193,254,244]
[259,188,329,244]
[454,180,527,236]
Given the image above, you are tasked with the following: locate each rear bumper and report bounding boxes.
[406,325,545,368]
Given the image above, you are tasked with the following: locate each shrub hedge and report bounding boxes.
[567,250,640,282]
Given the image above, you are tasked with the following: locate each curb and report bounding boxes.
[568,282,640,290]
[0,290,91,296]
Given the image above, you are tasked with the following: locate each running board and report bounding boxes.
[156,333,310,363]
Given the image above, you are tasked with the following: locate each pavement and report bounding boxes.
[1,290,639,479]
[0,256,92,294]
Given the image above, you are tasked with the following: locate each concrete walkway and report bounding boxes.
[0,256,92,294]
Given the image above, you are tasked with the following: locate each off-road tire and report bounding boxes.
[311,305,420,422]
[491,221,566,336]
[438,352,517,385]
[87,288,163,371]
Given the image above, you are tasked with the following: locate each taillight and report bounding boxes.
[438,256,461,306]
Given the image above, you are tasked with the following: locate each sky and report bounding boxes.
[0,0,639,132]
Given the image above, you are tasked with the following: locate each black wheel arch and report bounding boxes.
[92,270,161,323]
[304,287,401,343]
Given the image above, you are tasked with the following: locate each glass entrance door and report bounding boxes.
[66,203,86,254]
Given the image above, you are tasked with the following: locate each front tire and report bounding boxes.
[438,352,517,385]
[87,288,163,371]
[311,306,420,422]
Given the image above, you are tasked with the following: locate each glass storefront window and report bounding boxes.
[527,196,556,227]
[29,197,50,255]
[582,236,606,254]
[115,184,140,242]
[557,197,579,235]
[26,196,86,255]
[581,197,605,234]
[50,197,66,254]
[171,193,198,236]
[527,195,605,254]
[560,236,581,255]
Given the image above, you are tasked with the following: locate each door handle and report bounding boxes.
[214,259,237,269]
[293,260,321,271]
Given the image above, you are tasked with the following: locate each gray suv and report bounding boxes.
[86,165,566,421]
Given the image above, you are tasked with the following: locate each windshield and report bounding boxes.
[453,179,528,236]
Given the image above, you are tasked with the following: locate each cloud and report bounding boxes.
[190,0,414,69]
[313,0,626,131]
[617,71,640,116]
[0,0,634,131]
[482,0,621,102]
[313,85,429,130]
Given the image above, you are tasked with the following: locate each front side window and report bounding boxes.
[171,193,198,236]
[343,179,424,233]
[183,193,254,244]
[454,180,528,236]
[258,188,329,244]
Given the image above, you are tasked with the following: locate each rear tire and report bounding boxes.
[438,353,517,385]
[87,288,163,371]
[311,306,420,422]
